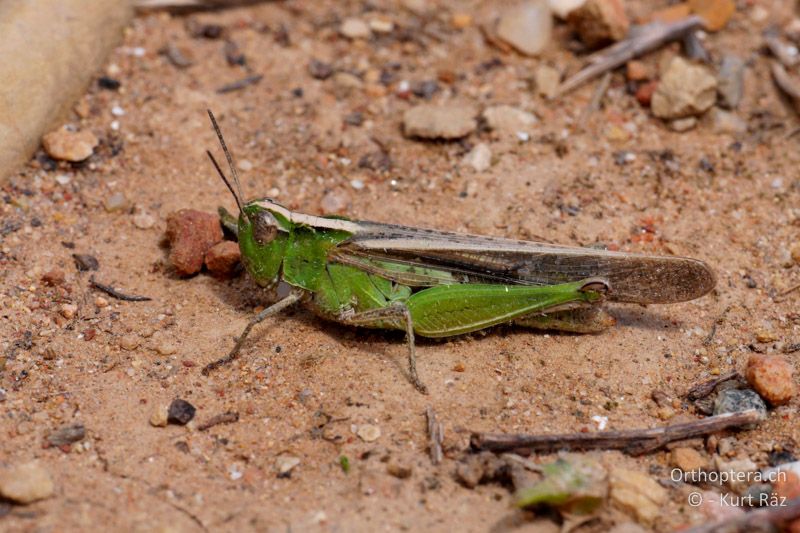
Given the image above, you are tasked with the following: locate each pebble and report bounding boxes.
[482,105,537,134]
[792,243,800,265]
[462,143,492,172]
[165,209,224,276]
[41,128,99,162]
[713,388,767,419]
[308,59,334,80]
[276,455,301,477]
[548,0,587,19]
[369,18,393,34]
[320,188,352,214]
[690,0,735,32]
[534,64,561,98]
[609,468,667,525]
[496,0,553,56]
[119,334,140,351]
[155,341,177,356]
[133,212,156,229]
[709,107,747,135]
[59,303,77,319]
[0,462,54,504]
[168,399,196,425]
[403,103,477,140]
[635,80,658,106]
[149,405,168,427]
[72,253,99,272]
[204,240,241,278]
[670,117,698,132]
[236,159,253,172]
[42,269,66,286]
[671,447,708,473]
[626,60,649,81]
[357,424,381,442]
[95,297,109,308]
[104,192,129,213]
[652,57,717,119]
[340,18,371,40]
[46,423,86,447]
[567,0,629,48]
[714,456,757,493]
[451,12,473,29]
[386,462,413,479]
[717,55,744,109]
[746,354,796,406]
[773,470,800,499]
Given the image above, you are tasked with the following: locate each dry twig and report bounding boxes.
[90,276,152,302]
[426,407,444,465]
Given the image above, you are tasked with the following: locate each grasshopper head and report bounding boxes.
[237,200,290,287]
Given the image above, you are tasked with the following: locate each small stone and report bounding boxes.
[320,188,352,215]
[652,57,717,119]
[165,209,224,276]
[689,0,735,32]
[332,71,363,93]
[0,461,54,504]
[626,60,649,81]
[609,468,667,525]
[275,455,301,477]
[59,303,77,319]
[548,0,587,19]
[42,128,98,162]
[567,0,629,48]
[104,192,129,213]
[94,297,109,308]
[120,334,140,351]
[451,12,473,29]
[717,55,745,109]
[755,330,778,343]
[403,104,477,140]
[357,424,381,442]
[204,241,241,278]
[369,18,393,34]
[462,143,492,172]
[482,105,537,134]
[670,117,698,132]
[308,59,334,80]
[791,243,800,265]
[155,341,177,356]
[167,399,196,425]
[713,388,767,419]
[651,3,691,24]
[534,64,561,98]
[709,107,746,135]
[386,462,412,479]
[774,471,800,500]
[340,18,371,40]
[496,0,553,56]
[149,405,168,427]
[72,253,99,272]
[42,269,65,286]
[635,80,658,106]
[714,456,757,493]
[746,354,796,406]
[671,447,708,473]
[133,212,156,229]
[237,159,253,172]
[46,424,86,447]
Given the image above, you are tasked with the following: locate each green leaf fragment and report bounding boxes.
[515,457,607,514]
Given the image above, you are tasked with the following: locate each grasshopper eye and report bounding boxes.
[251,211,279,245]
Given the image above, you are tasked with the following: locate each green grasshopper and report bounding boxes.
[201,111,715,393]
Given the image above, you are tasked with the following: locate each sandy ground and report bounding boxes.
[2,1,800,531]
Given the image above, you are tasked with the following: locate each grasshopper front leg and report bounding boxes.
[202,291,302,375]
[338,304,428,394]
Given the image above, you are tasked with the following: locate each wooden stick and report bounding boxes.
[470,409,763,456]
[685,371,740,401]
[426,407,444,465]
[684,497,800,533]
[559,16,704,96]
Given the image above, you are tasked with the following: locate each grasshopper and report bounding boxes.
[201,111,715,393]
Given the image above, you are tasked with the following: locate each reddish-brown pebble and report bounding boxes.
[42,269,65,286]
[689,0,735,32]
[635,81,658,106]
[626,60,649,81]
[166,209,223,276]
[774,471,800,500]
[651,3,691,24]
[567,0,629,48]
[746,354,796,405]
[204,240,241,278]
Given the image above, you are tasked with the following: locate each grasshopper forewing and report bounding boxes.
[202,110,716,393]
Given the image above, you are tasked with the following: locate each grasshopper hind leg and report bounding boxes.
[338,304,428,394]
[515,307,616,333]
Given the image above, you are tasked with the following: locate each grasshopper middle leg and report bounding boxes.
[338,303,428,394]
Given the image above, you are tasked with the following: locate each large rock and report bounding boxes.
[496,0,553,56]
[0,461,54,504]
[403,104,477,140]
[651,57,717,119]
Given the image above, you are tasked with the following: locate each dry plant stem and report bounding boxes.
[577,71,612,129]
[559,16,704,95]
[198,411,239,431]
[686,371,740,401]
[426,407,444,465]
[470,409,762,456]
[684,497,800,533]
[90,276,152,302]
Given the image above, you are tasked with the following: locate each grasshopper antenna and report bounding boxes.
[207,109,245,212]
